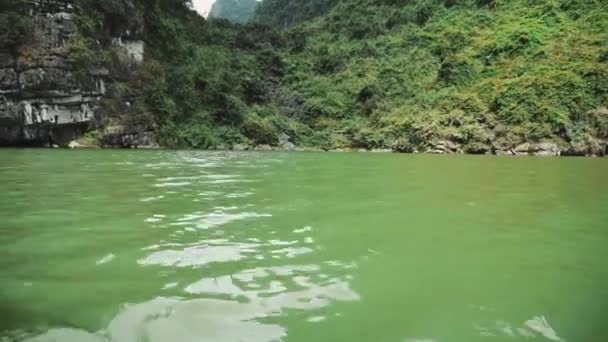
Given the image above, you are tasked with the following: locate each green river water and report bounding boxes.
[1,149,607,342]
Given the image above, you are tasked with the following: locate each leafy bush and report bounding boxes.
[490,71,594,133]
[242,111,280,145]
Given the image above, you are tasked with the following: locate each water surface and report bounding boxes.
[1,150,607,341]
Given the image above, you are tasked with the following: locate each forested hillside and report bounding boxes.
[2,0,607,154]
[251,0,608,154]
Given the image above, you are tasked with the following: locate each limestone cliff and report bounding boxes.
[0,0,144,147]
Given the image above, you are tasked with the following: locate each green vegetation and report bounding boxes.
[257,0,608,152]
[255,0,338,28]
[10,0,606,152]
[210,0,258,23]
[0,0,32,49]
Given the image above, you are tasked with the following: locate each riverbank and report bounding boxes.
[55,134,608,157]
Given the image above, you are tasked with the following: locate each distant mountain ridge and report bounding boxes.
[254,0,337,28]
[209,0,258,23]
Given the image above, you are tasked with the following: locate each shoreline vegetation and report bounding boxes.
[1,0,607,155]
[63,135,605,157]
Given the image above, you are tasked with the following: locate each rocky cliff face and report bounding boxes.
[0,0,143,147]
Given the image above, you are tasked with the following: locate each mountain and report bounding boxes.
[1,0,607,155]
[251,0,608,155]
[209,0,258,23]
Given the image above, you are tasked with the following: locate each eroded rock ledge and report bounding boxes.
[0,0,144,147]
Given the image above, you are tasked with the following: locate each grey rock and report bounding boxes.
[514,142,560,156]
[537,142,561,156]
[562,141,589,156]
[254,144,273,151]
[279,141,296,151]
[100,130,159,149]
[591,139,607,157]
[277,132,296,150]
[68,139,98,149]
[0,53,15,68]
[428,140,462,154]
[0,69,18,89]
[18,55,70,70]
[233,143,250,151]
[0,126,22,144]
[294,146,323,152]
[464,142,492,155]
[19,68,77,91]
[87,67,110,77]
[513,143,531,155]
[330,148,355,152]
[68,140,83,149]
[0,1,146,147]
[278,132,291,145]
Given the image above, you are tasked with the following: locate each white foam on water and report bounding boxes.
[271,247,314,258]
[197,191,222,196]
[205,179,254,184]
[107,297,286,342]
[22,328,107,342]
[96,254,115,265]
[26,260,358,342]
[226,192,254,198]
[154,182,191,188]
[293,226,313,234]
[162,282,179,290]
[171,210,271,229]
[138,245,248,267]
[525,316,564,341]
[157,175,208,182]
[195,212,271,229]
[139,195,165,202]
[268,239,298,246]
[307,316,326,323]
[185,275,246,297]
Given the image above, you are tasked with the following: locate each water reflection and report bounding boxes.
[138,242,253,267]
[25,259,359,342]
[168,207,272,230]
[111,149,361,341]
